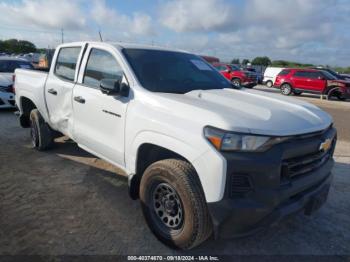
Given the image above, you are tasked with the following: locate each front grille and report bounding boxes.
[282,149,332,179]
[0,98,4,106]
[230,174,253,196]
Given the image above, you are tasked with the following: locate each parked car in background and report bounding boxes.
[0,57,34,108]
[312,67,350,81]
[213,63,257,87]
[263,67,285,87]
[274,68,350,100]
[244,66,263,84]
[0,91,16,108]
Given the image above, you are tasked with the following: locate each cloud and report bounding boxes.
[91,0,155,37]
[0,0,348,66]
[159,0,236,32]
[163,0,349,66]
[0,0,86,30]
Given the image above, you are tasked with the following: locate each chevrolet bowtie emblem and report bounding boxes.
[319,138,332,152]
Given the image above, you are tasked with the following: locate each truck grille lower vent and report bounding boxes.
[230,174,252,197]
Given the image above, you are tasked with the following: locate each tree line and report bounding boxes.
[0,39,37,54]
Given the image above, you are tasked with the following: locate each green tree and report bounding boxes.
[0,39,36,54]
[252,56,271,66]
[242,59,250,65]
[230,58,240,64]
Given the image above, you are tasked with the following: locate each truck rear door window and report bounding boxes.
[83,48,123,88]
[54,47,81,81]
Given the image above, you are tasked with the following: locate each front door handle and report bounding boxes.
[74,96,85,104]
[48,88,57,95]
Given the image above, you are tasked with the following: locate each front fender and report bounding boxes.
[126,131,201,174]
[126,131,227,202]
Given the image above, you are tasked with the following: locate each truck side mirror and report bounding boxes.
[100,78,129,97]
[318,76,325,80]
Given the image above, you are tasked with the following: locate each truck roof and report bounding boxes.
[58,41,188,53]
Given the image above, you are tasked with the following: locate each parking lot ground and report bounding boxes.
[0,89,350,256]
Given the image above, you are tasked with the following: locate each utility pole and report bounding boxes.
[61,28,64,44]
[98,30,103,42]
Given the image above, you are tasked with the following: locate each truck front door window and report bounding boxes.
[54,47,81,81]
[83,48,123,88]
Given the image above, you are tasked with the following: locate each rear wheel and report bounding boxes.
[266,80,273,88]
[280,83,292,96]
[29,109,54,151]
[140,159,212,250]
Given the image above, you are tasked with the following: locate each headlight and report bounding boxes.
[204,126,289,152]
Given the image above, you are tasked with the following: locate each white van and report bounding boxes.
[263,67,285,87]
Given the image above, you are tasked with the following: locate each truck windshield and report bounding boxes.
[122,48,232,94]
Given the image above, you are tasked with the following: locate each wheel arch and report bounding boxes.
[280,81,293,88]
[231,76,242,82]
[19,96,37,128]
[127,130,204,200]
[325,85,341,96]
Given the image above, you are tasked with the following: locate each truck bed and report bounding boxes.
[15,68,49,120]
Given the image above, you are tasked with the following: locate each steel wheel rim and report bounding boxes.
[152,183,183,229]
[282,85,290,95]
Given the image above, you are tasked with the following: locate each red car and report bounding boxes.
[213,63,257,88]
[274,68,350,100]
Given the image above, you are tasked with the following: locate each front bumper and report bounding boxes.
[207,127,336,238]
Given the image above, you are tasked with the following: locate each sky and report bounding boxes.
[0,0,349,66]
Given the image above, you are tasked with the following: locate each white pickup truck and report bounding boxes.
[15,42,337,249]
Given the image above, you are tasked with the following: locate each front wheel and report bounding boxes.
[280,83,292,96]
[139,159,212,250]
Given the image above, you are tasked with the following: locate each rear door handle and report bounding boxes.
[74,96,85,104]
[48,88,57,95]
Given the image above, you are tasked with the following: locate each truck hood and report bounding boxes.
[156,88,332,136]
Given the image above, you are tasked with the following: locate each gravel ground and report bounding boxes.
[0,90,349,256]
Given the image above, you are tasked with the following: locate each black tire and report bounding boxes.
[231,78,241,87]
[327,88,346,101]
[336,93,347,101]
[139,159,212,250]
[280,83,292,95]
[266,81,273,88]
[29,109,54,151]
[293,90,302,96]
